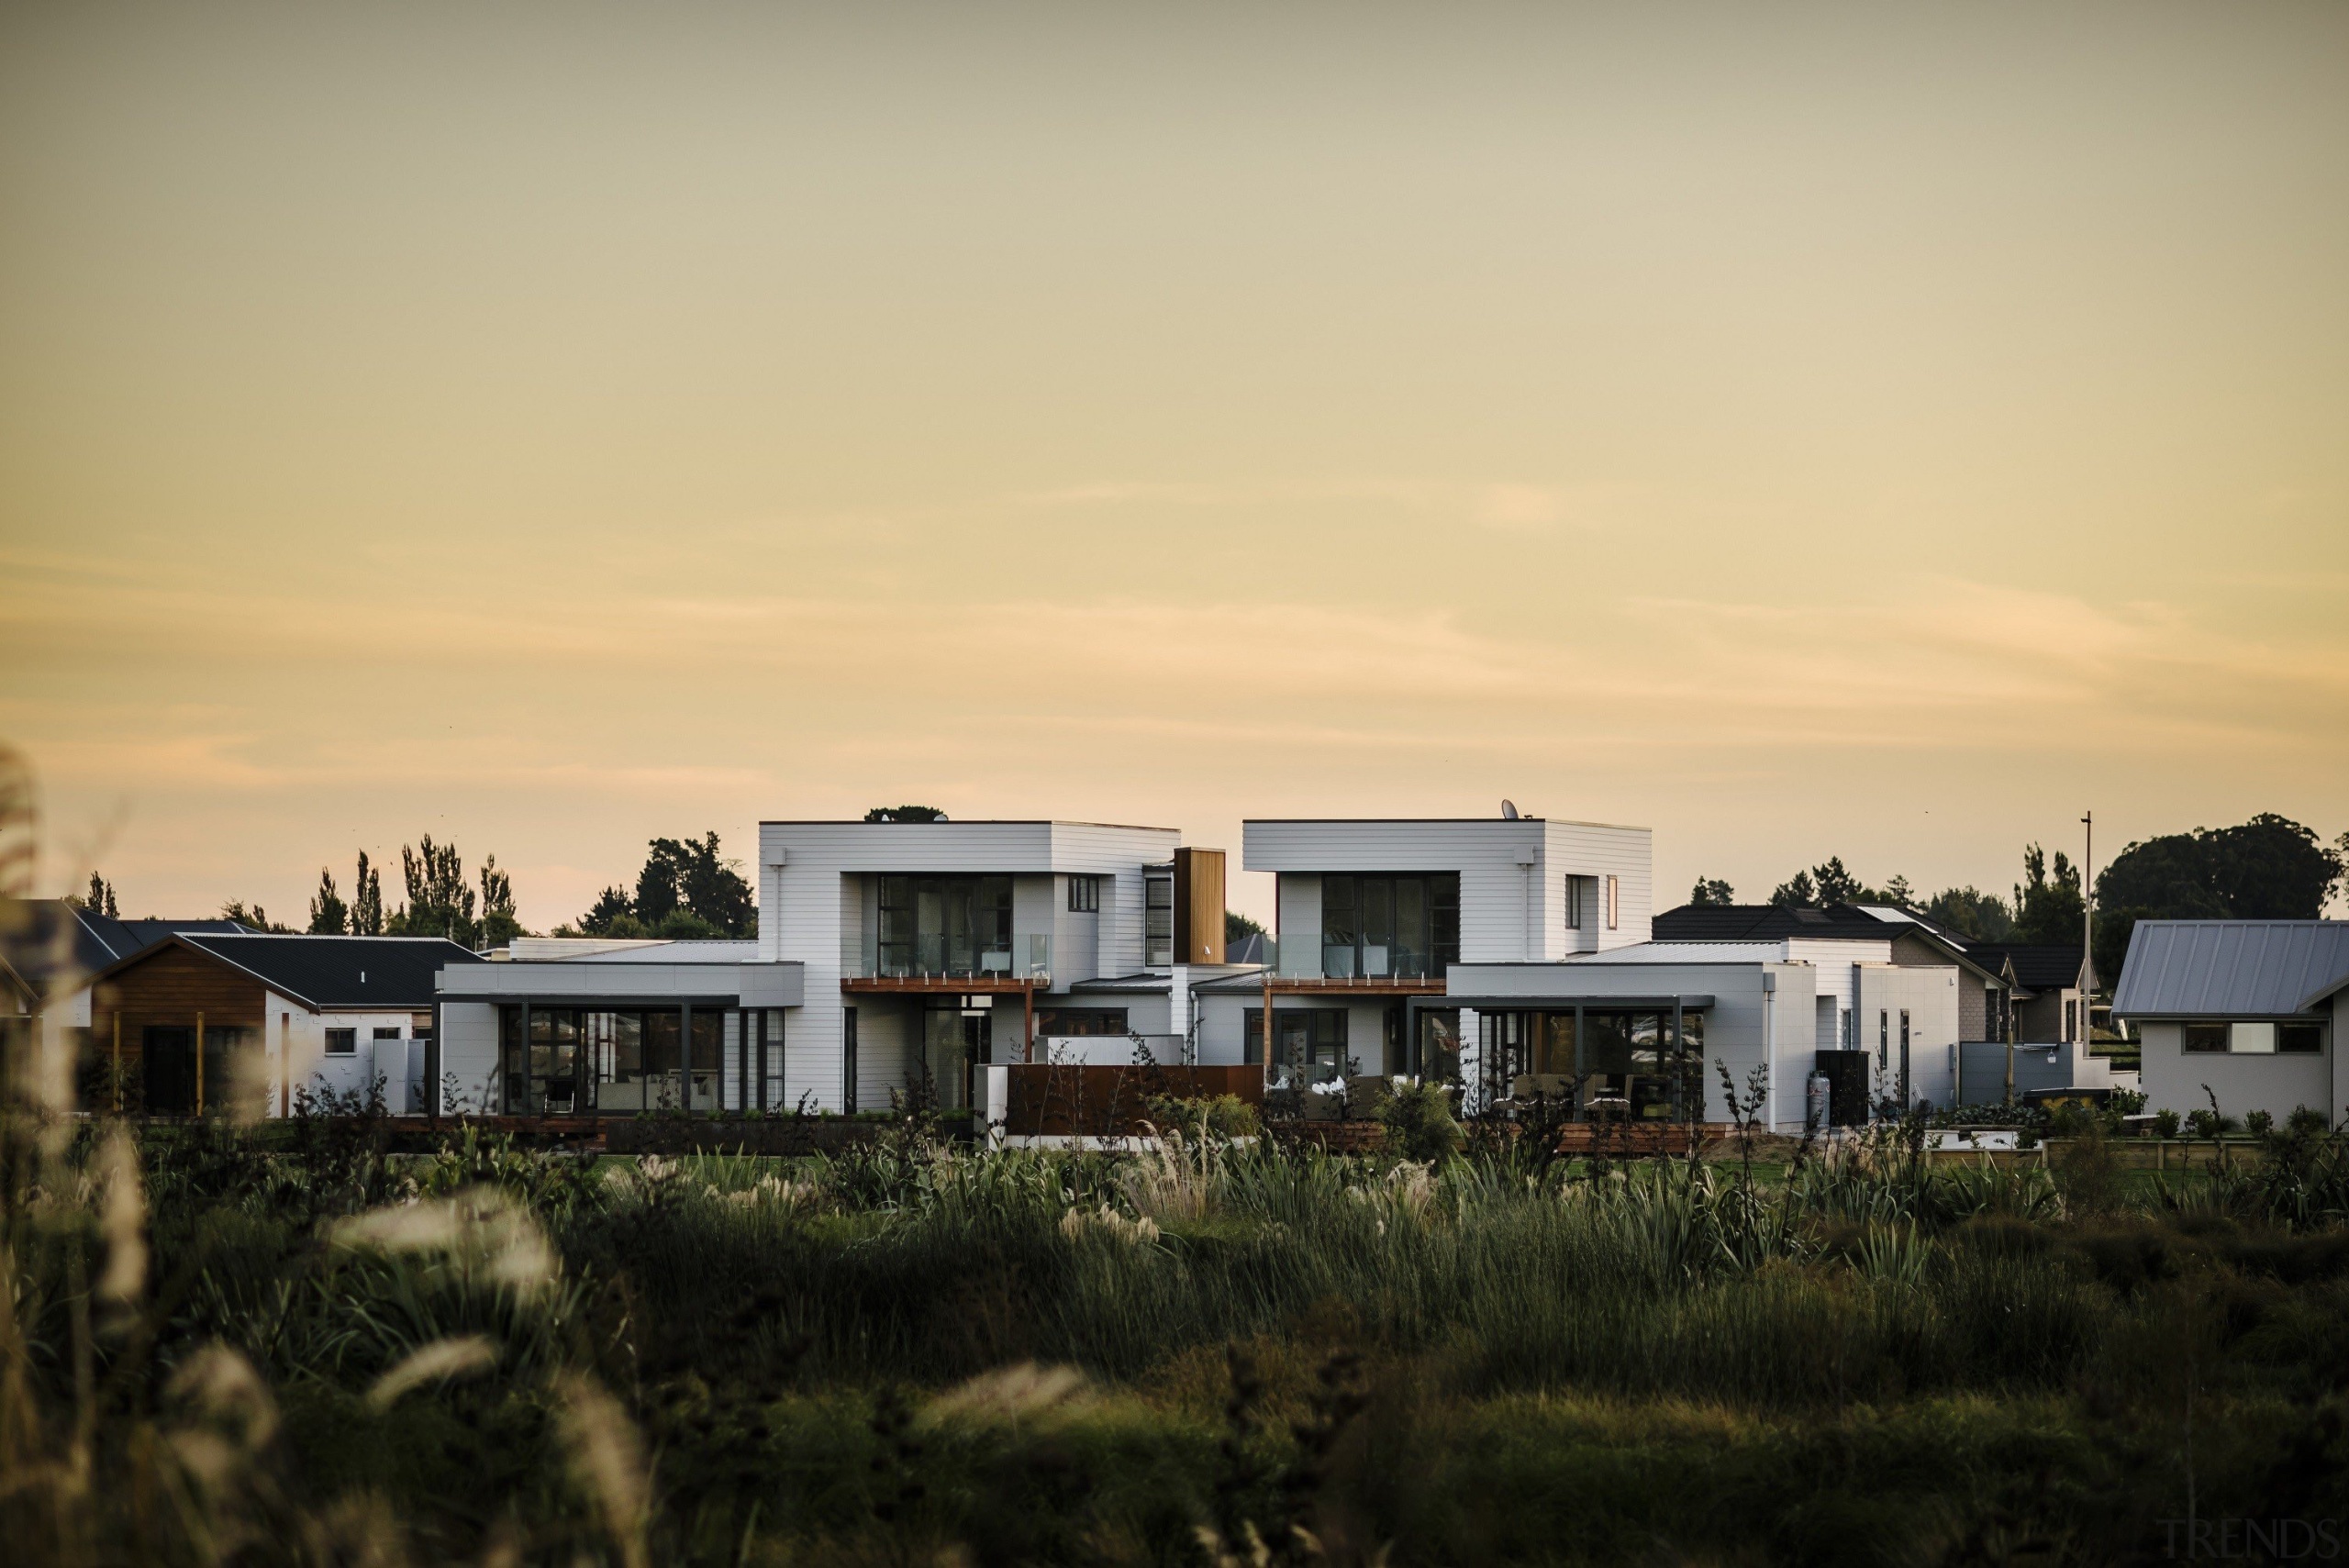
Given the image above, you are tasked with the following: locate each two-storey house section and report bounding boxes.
[760,819,1230,1113]
[1194,814,1653,1088]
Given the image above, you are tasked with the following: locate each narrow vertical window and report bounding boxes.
[1604,875,1620,930]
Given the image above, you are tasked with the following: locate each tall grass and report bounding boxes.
[8,1108,2349,1565]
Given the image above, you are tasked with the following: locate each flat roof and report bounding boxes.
[760,818,1178,832]
[1244,816,1647,831]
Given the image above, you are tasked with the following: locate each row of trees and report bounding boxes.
[1693,812,2346,982]
[564,831,757,940]
[304,839,522,949]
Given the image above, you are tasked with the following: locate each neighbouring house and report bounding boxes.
[1190,814,1653,1095]
[1960,942,2091,1047]
[0,900,253,1104]
[2112,920,2349,1126]
[85,933,483,1115]
[429,820,1257,1118]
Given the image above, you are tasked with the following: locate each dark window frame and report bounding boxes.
[324,1028,358,1057]
[2182,1022,2228,1053]
[1034,1006,1130,1038]
[2278,1022,2326,1055]
[1318,873,1459,979]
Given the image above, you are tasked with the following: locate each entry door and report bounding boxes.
[144,1027,195,1115]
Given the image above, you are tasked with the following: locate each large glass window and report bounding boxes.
[1573,1009,1704,1121]
[1418,1010,1461,1082]
[1319,873,1458,978]
[877,874,1014,976]
[500,1007,579,1115]
[1246,1007,1349,1087]
[503,1006,721,1114]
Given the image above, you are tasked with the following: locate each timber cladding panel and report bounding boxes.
[1172,847,1226,965]
[90,944,272,1107]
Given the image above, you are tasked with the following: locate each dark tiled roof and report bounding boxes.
[0,899,251,995]
[1652,903,1902,941]
[1963,943,2084,991]
[173,934,484,1009]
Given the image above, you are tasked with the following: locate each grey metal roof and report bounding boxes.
[2110,921,2349,1018]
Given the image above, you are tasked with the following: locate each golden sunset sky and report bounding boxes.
[4,0,2345,929]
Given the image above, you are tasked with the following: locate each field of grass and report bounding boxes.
[7,1107,2349,1566]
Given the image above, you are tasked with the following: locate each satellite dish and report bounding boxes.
[1500,799,1519,820]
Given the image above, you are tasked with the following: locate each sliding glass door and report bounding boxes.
[879,875,1015,976]
[1320,873,1458,979]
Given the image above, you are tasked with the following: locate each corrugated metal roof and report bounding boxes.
[2110,921,2349,1018]
[177,934,484,1008]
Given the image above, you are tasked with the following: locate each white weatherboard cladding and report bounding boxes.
[1051,877,1101,989]
[1445,960,1809,1127]
[1245,819,1653,969]
[757,821,1182,1111]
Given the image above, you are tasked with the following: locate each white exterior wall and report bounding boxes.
[1052,875,1102,990]
[1854,963,1963,1110]
[1190,990,1395,1074]
[759,820,1182,1111]
[253,995,428,1115]
[439,1000,499,1116]
[2138,1014,2339,1124]
[1246,817,1653,971]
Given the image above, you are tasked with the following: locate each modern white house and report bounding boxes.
[429,818,1251,1118]
[2114,920,2349,1125]
[1192,815,1653,1091]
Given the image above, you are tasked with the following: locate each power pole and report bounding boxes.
[2080,809,2097,1040]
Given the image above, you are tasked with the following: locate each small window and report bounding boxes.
[2182,1022,2228,1053]
[1564,877,1584,929]
[1878,1010,1889,1067]
[1067,874,1101,914]
[2231,1021,2277,1055]
[2063,999,2076,1043]
[1604,875,1619,930]
[2278,1023,2325,1054]
[1034,1007,1129,1037]
[373,1026,402,1041]
[324,1028,357,1056]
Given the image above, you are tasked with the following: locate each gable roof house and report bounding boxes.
[0,899,255,1107]
[2113,920,2349,1124]
[86,933,483,1117]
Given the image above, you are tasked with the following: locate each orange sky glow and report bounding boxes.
[5,1,2345,929]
